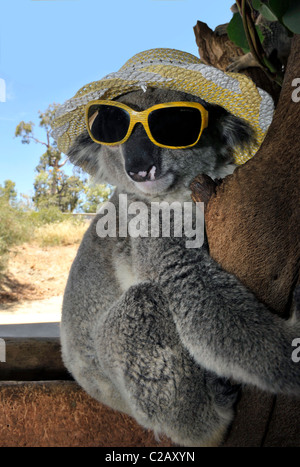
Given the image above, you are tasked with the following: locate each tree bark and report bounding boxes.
[195,34,300,315]
[192,26,300,446]
[193,20,281,103]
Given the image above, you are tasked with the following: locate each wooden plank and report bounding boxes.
[0,338,70,381]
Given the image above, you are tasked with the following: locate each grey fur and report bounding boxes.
[61,88,300,446]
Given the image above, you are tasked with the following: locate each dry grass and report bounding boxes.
[33,219,89,246]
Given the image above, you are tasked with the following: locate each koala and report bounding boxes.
[215,2,291,73]
[61,87,300,447]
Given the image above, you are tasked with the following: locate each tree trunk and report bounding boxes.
[193,20,281,103]
[191,26,300,446]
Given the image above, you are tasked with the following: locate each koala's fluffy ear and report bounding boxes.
[221,113,256,150]
[67,131,100,175]
[207,104,256,152]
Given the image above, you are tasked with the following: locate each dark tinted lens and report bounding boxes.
[87,104,130,143]
[148,106,202,147]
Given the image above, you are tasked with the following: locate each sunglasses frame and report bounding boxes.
[85,100,209,149]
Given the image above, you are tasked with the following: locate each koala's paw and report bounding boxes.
[207,373,241,409]
[190,174,220,207]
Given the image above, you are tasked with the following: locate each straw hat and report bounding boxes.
[51,48,274,165]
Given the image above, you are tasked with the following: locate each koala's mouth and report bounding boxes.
[133,172,175,195]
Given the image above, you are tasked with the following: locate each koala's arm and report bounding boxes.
[156,243,300,395]
[93,280,237,447]
[61,210,237,447]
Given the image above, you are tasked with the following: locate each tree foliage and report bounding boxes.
[0,179,18,206]
[81,183,113,213]
[15,104,111,213]
[226,0,297,86]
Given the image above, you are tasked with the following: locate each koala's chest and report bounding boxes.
[112,234,159,291]
[112,239,140,292]
[113,257,139,292]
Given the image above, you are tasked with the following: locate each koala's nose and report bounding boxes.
[128,165,157,182]
[122,123,158,182]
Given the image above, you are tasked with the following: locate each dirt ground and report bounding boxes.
[0,243,79,304]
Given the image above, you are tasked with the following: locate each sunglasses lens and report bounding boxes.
[148,106,202,147]
[87,104,130,143]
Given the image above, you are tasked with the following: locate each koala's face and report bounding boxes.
[68,88,254,200]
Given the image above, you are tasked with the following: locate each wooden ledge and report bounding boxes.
[0,338,70,381]
[0,339,299,446]
[0,381,173,447]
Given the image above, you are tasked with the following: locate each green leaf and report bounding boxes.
[282,0,300,34]
[255,0,292,24]
[227,12,250,53]
[268,0,289,22]
[258,4,278,21]
[255,24,264,44]
[251,0,263,10]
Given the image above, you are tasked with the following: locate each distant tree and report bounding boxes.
[56,174,85,213]
[0,179,17,205]
[15,104,85,212]
[81,182,112,213]
[18,193,34,211]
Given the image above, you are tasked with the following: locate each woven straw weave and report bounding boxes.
[51,48,274,164]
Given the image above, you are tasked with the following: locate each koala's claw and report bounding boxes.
[207,374,241,408]
[190,174,220,207]
[292,285,300,320]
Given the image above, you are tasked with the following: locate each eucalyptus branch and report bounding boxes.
[241,1,265,64]
[26,134,49,147]
[237,0,283,86]
[58,157,69,169]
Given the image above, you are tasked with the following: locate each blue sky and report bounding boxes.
[0,0,233,199]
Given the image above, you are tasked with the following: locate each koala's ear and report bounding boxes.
[207,104,256,151]
[67,131,100,175]
[220,112,256,149]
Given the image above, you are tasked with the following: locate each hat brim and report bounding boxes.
[52,48,274,165]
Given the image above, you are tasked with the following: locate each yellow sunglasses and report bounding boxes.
[85,100,209,149]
